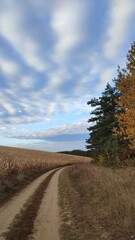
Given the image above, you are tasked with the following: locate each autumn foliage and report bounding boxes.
[115,42,135,150]
[86,42,135,165]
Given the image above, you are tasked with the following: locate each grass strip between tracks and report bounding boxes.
[3,168,59,240]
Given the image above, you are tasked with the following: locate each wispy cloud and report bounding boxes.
[0,0,135,150]
[0,56,20,76]
[0,1,47,72]
[51,0,89,63]
[104,0,135,59]
[7,120,89,142]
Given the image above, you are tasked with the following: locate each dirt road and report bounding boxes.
[31,168,63,240]
[0,167,65,240]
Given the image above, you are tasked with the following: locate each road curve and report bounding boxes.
[0,168,64,240]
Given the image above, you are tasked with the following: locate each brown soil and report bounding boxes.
[0,168,64,240]
[31,168,64,240]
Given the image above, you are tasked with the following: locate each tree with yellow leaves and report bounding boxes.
[114,42,135,150]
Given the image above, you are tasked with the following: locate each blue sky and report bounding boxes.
[0,0,135,152]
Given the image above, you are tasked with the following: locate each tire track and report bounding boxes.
[2,169,59,240]
[31,168,64,240]
[0,168,60,240]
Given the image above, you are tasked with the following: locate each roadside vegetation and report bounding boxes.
[59,164,135,240]
[86,42,135,166]
[0,146,89,205]
[59,43,135,240]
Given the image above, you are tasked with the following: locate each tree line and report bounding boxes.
[58,150,90,157]
[86,42,135,166]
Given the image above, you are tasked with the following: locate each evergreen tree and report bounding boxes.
[86,83,119,163]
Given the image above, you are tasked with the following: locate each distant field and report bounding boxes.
[0,146,90,187]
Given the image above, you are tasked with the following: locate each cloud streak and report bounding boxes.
[0,0,135,150]
[104,0,135,59]
[0,1,47,72]
[51,0,89,63]
[7,120,88,142]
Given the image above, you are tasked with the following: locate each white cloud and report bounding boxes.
[43,120,87,136]
[0,56,20,76]
[48,70,64,90]
[21,40,46,72]
[47,68,71,92]
[0,126,7,130]
[51,0,88,62]
[47,102,57,116]
[97,68,115,92]
[101,68,114,83]
[7,119,88,140]
[20,75,35,89]
[0,3,46,72]
[2,101,17,115]
[59,103,68,114]
[0,0,134,131]
[104,0,135,59]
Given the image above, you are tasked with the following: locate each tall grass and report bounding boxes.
[59,164,135,240]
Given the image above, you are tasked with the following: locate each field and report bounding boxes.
[0,146,90,202]
[1,146,135,239]
[59,164,135,240]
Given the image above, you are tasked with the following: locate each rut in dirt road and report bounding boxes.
[31,168,64,240]
[0,167,65,240]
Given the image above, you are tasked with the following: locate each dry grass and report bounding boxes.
[0,146,90,201]
[59,164,135,240]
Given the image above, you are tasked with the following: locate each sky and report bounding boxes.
[0,0,135,152]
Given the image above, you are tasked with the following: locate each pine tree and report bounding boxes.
[86,83,119,163]
[114,42,135,150]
